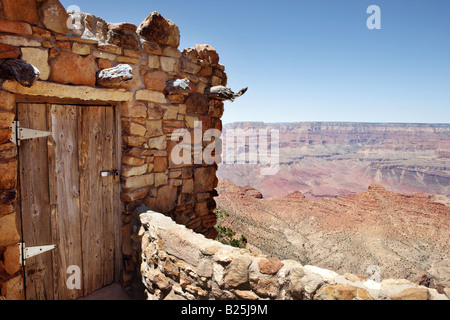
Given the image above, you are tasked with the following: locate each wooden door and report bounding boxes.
[18,103,117,300]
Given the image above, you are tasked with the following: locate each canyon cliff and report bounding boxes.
[218,122,450,199]
[216,179,450,287]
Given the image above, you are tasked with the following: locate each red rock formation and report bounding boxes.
[216,178,450,285]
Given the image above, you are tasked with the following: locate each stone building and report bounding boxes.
[0,0,232,299]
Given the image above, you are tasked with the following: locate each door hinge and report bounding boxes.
[9,121,52,146]
[18,242,57,266]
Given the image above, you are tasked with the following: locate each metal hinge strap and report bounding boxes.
[9,121,52,146]
[18,243,57,266]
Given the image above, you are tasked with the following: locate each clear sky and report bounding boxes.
[60,0,450,124]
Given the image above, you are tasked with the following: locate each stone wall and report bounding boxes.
[0,0,227,299]
[140,210,450,300]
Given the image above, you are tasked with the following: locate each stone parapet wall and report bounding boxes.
[140,211,450,300]
[0,0,227,299]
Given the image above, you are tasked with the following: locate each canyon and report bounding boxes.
[218,122,450,199]
[216,122,450,287]
[216,179,450,287]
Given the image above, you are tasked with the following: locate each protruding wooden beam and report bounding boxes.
[96,64,133,87]
[0,59,40,87]
[165,78,191,94]
[205,86,248,102]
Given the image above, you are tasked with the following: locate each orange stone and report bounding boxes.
[143,70,168,92]
[0,20,32,35]
[2,0,39,24]
[50,51,97,86]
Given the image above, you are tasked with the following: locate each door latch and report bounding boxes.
[100,169,119,177]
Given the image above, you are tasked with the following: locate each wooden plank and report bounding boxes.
[113,104,122,282]
[79,106,105,295]
[102,106,115,286]
[17,103,54,300]
[47,104,83,300]
[15,94,114,106]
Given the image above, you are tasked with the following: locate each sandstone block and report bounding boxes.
[122,174,154,190]
[0,213,20,247]
[121,155,145,166]
[50,51,97,86]
[390,288,430,300]
[120,187,149,202]
[0,20,32,35]
[289,280,303,300]
[148,55,160,69]
[185,93,209,115]
[0,110,14,128]
[106,23,139,50]
[160,56,179,73]
[39,0,69,34]
[121,102,147,118]
[154,157,167,172]
[2,0,39,24]
[234,290,259,300]
[3,244,20,275]
[181,61,201,75]
[155,185,178,212]
[144,70,168,92]
[0,128,11,145]
[314,285,373,300]
[251,277,279,299]
[161,47,181,59]
[21,48,50,81]
[0,35,41,47]
[181,179,194,194]
[142,40,162,55]
[195,202,209,217]
[148,136,167,150]
[72,43,91,56]
[1,275,24,300]
[122,121,146,137]
[145,121,164,138]
[193,167,216,193]
[195,44,219,66]
[122,164,148,177]
[224,257,252,288]
[258,258,284,275]
[138,12,180,48]
[0,160,16,190]
[32,26,52,38]
[136,90,167,104]
[155,172,168,188]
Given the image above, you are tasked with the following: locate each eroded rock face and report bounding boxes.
[39,0,69,35]
[137,12,180,48]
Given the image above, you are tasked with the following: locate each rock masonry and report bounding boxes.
[0,0,226,299]
[140,211,450,300]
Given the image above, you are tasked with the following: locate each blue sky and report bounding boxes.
[60,0,450,124]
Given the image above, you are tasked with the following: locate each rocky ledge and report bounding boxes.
[139,211,449,300]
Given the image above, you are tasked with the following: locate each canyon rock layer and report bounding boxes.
[218,122,450,199]
[216,179,450,286]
